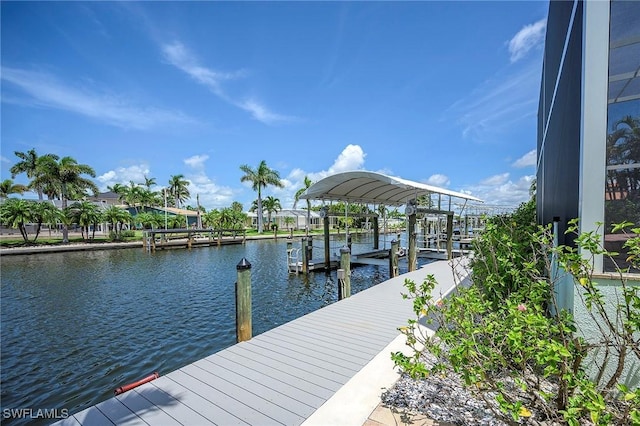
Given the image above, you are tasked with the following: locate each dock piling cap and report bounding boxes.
[237,258,252,270]
[340,246,351,254]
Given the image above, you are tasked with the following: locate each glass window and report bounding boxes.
[604,1,640,272]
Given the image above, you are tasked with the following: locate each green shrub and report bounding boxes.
[392,206,640,424]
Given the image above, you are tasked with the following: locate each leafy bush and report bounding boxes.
[392,203,640,425]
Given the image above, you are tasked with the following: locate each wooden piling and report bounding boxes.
[301,237,308,274]
[373,216,379,250]
[389,239,399,278]
[236,258,252,343]
[307,236,313,261]
[339,246,351,299]
[408,213,417,272]
[323,215,330,270]
[446,212,454,260]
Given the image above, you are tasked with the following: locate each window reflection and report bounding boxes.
[604,0,640,272]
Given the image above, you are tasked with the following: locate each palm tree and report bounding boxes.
[168,174,190,208]
[31,201,63,242]
[31,156,98,243]
[294,176,313,235]
[0,198,33,242]
[134,212,160,230]
[203,209,221,229]
[0,179,28,200]
[102,206,131,239]
[262,196,282,228]
[239,160,284,233]
[231,201,244,212]
[10,149,59,200]
[141,175,157,190]
[68,201,101,240]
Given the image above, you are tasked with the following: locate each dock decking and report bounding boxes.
[55,259,470,426]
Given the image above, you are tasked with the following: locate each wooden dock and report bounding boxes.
[55,259,470,426]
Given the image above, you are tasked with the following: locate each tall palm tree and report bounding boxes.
[239,160,284,233]
[262,195,282,228]
[10,149,59,200]
[0,179,28,200]
[120,181,143,212]
[168,174,190,208]
[294,176,313,234]
[31,156,98,243]
[141,175,157,190]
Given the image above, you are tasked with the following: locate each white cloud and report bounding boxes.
[184,154,209,169]
[512,149,537,168]
[446,63,541,142]
[162,41,241,97]
[480,173,510,186]
[239,99,293,125]
[97,164,151,190]
[274,144,368,209]
[464,172,534,206]
[162,41,294,125]
[508,18,547,63]
[426,174,450,187]
[327,144,366,175]
[179,154,235,209]
[1,67,195,130]
[1,156,10,164]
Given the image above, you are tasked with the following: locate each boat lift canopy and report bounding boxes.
[298,170,482,206]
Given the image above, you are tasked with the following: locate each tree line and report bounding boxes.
[1,149,318,243]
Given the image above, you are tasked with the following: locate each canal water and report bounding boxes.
[1,234,419,424]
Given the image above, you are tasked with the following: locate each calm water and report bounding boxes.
[1,235,413,424]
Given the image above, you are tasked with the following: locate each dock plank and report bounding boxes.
[133,384,215,425]
[214,350,335,400]
[182,363,304,425]
[93,397,144,425]
[150,376,247,426]
[116,389,181,426]
[202,355,325,408]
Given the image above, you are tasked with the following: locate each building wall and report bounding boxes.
[537,0,583,246]
[539,0,640,389]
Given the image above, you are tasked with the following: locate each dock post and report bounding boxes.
[187,233,193,250]
[408,213,417,272]
[324,215,330,270]
[217,230,222,247]
[339,246,351,299]
[373,216,379,250]
[347,234,352,251]
[307,236,313,261]
[301,237,309,274]
[446,212,454,260]
[142,231,147,251]
[236,258,252,342]
[389,239,399,278]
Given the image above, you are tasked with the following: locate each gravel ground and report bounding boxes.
[381,351,565,426]
[381,356,508,425]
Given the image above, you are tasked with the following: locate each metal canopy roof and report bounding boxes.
[299,171,482,206]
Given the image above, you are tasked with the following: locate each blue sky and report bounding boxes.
[1,1,548,211]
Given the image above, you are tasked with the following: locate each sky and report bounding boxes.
[1,1,548,211]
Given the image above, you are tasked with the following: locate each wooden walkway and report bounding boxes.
[55,259,469,426]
